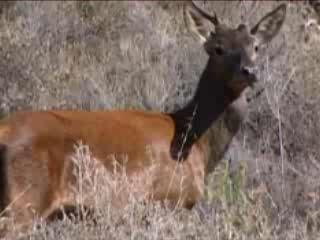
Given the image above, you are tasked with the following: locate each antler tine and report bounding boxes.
[190,1,219,25]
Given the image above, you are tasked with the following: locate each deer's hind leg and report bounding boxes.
[5,146,64,233]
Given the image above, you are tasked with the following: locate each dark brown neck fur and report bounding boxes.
[169,57,236,161]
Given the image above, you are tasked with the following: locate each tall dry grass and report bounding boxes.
[0,1,320,239]
[2,144,316,240]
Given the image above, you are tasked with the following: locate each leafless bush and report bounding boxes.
[1,145,316,240]
[1,1,320,238]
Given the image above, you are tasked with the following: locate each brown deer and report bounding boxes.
[0,1,286,235]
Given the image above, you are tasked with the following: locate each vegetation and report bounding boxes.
[0,1,320,239]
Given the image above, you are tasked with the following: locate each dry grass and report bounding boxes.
[2,145,316,240]
[1,0,320,239]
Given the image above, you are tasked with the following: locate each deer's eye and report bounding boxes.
[254,45,259,52]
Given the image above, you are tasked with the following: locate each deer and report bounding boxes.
[0,1,286,235]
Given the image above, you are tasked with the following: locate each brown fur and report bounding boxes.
[0,110,206,218]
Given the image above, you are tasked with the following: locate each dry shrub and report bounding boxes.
[3,145,317,240]
[1,1,320,239]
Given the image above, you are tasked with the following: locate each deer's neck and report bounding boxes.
[204,94,248,173]
[169,58,233,160]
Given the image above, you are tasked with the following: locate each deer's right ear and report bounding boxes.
[183,2,217,43]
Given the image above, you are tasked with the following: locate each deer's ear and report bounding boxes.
[251,4,287,45]
[183,2,217,43]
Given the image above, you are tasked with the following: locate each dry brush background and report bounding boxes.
[0,1,320,239]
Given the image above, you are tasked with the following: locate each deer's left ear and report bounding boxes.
[250,4,287,45]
